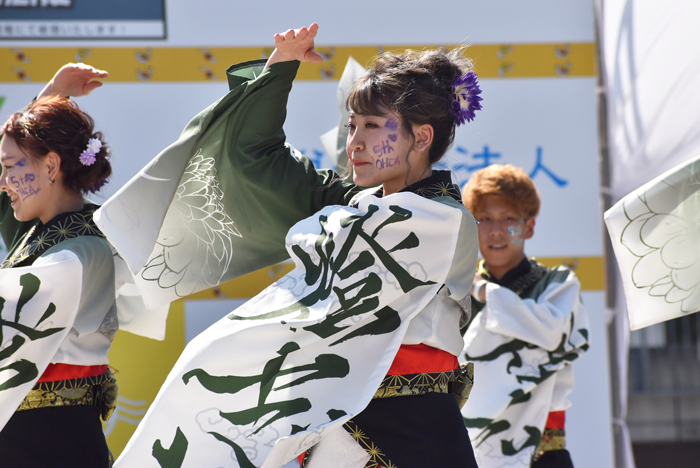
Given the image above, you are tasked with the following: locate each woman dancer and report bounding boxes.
[108,23,483,467]
[0,64,117,467]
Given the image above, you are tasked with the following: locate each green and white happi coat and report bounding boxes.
[461,262,589,468]
[0,202,163,432]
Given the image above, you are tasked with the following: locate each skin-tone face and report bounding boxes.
[0,136,51,222]
[473,195,535,280]
[346,111,433,195]
[0,136,82,224]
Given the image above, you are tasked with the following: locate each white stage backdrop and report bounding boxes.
[601,0,700,201]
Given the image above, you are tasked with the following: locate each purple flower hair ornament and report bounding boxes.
[449,72,483,126]
[79,138,102,166]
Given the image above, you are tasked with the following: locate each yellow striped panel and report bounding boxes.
[537,256,604,291]
[0,42,595,83]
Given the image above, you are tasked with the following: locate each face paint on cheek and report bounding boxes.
[15,158,27,167]
[375,155,401,170]
[12,171,40,201]
[507,225,523,246]
[17,184,40,200]
[372,140,395,159]
[385,119,399,131]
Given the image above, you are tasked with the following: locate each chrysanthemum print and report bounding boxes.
[140,149,241,298]
[605,154,700,329]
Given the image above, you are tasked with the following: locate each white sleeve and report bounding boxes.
[482,272,582,351]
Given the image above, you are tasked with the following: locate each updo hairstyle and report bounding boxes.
[347,48,474,165]
[1,96,111,194]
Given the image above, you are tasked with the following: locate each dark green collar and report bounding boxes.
[400,170,462,202]
[478,257,549,296]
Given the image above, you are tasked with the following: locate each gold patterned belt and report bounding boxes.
[17,370,118,422]
[534,428,566,460]
[373,361,474,409]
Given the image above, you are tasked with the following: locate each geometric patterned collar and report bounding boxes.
[1,203,104,269]
[350,170,463,207]
[401,170,463,203]
[477,257,550,296]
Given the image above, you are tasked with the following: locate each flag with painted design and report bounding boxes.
[604,154,700,330]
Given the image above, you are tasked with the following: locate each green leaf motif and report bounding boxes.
[0,359,38,392]
[475,419,511,448]
[16,273,41,322]
[501,425,541,456]
[327,409,347,421]
[463,417,492,429]
[209,431,256,468]
[152,427,188,468]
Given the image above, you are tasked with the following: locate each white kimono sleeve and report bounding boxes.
[482,273,582,351]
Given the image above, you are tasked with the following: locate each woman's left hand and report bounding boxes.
[37,63,109,100]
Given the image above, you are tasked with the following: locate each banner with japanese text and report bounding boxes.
[115,194,461,467]
[0,250,82,430]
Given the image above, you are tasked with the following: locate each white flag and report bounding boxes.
[604,154,700,330]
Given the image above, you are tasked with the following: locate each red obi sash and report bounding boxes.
[38,363,108,382]
[387,343,459,375]
[545,411,566,430]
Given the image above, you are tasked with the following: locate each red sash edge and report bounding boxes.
[545,411,566,430]
[37,363,108,382]
[387,344,459,375]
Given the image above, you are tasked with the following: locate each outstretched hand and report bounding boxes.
[37,63,109,100]
[265,23,323,69]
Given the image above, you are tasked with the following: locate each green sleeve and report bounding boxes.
[218,59,361,230]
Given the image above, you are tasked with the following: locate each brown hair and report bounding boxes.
[2,96,111,194]
[347,48,474,164]
[462,164,540,218]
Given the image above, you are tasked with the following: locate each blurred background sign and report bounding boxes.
[0,0,166,40]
